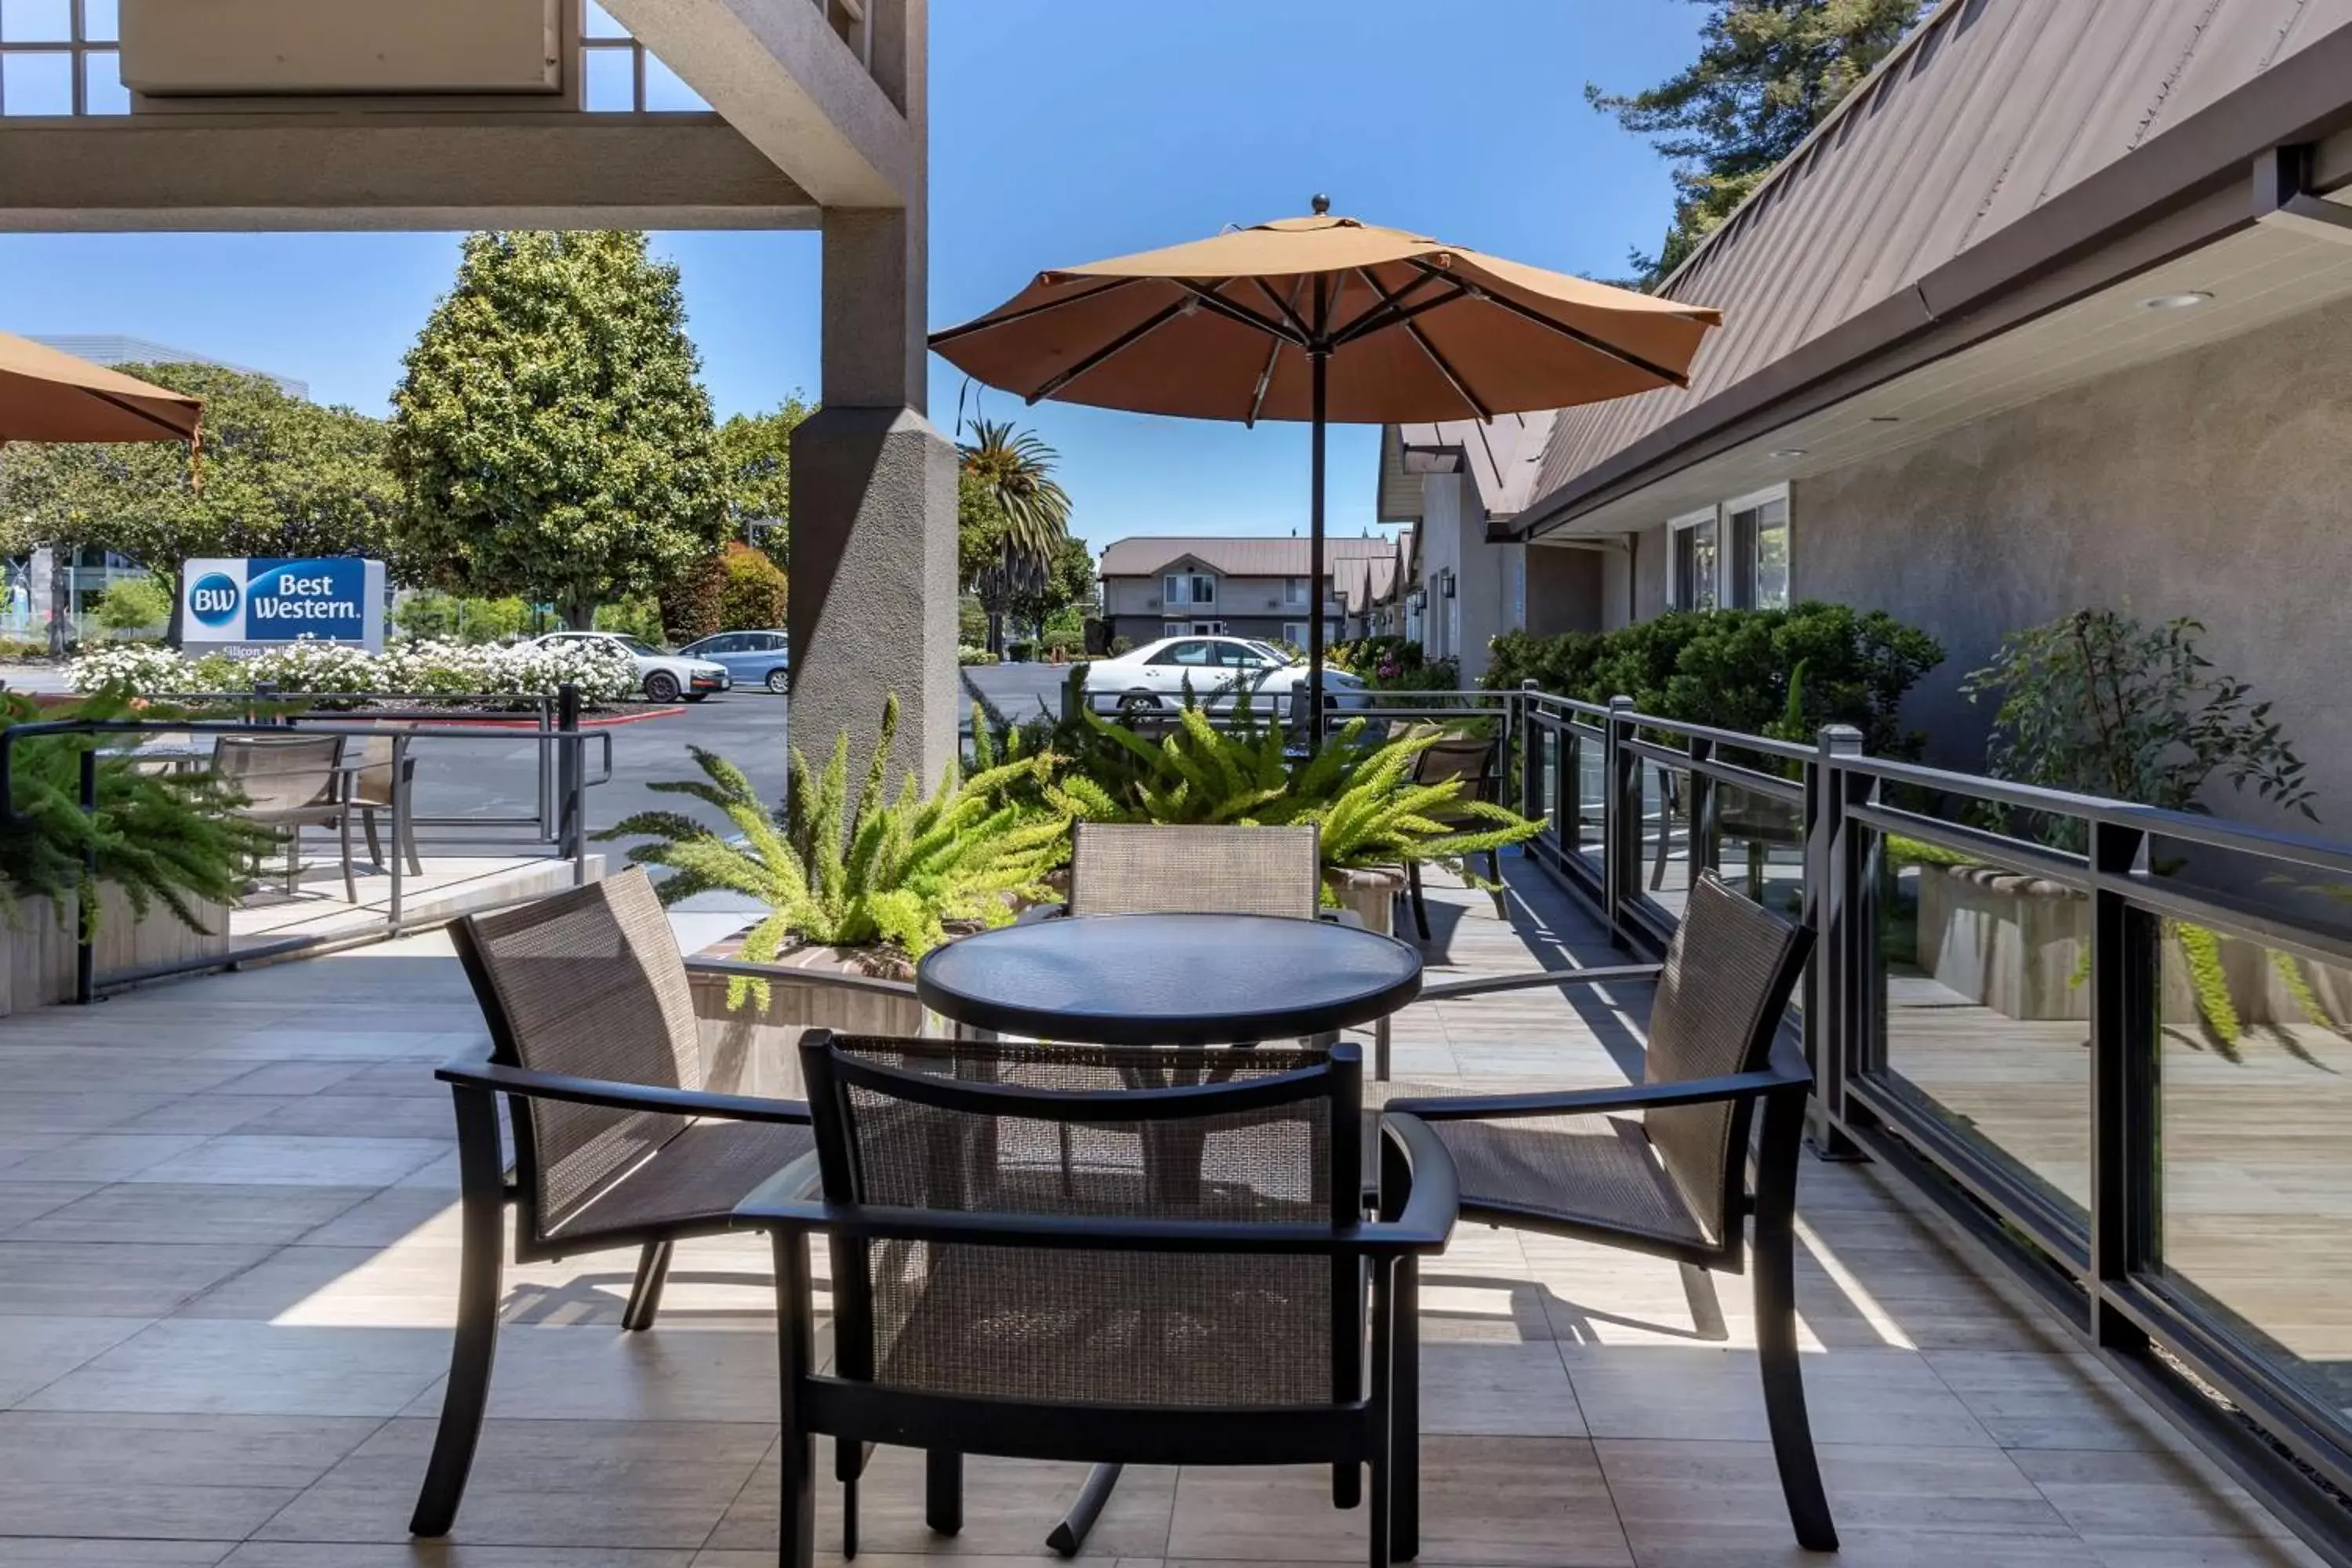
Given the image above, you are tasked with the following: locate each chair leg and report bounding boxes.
[775,1236,818,1568]
[284,824,299,895]
[409,1086,506,1537]
[338,811,358,904]
[1407,860,1430,942]
[925,1449,963,1537]
[361,807,385,869]
[1367,1256,1396,1568]
[1392,1254,1420,1560]
[621,1240,672,1331]
[1755,1092,1838,1552]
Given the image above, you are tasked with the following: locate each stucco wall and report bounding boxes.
[1526,543,1603,637]
[1792,291,2352,824]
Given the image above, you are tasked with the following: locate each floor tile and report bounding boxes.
[0,1242,272,1318]
[0,1136,215,1184]
[10,1185,379,1247]
[0,1410,376,1539]
[20,1319,451,1417]
[0,1316,151,1405]
[120,1136,448,1188]
[2011,1447,2303,1541]
[400,1323,779,1424]
[1595,1438,2071,1538]
[1564,1345,1998,1447]
[1417,1341,1584,1436]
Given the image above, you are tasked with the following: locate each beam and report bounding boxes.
[0,115,818,231]
[2253,143,2352,247]
[597,0,915,208]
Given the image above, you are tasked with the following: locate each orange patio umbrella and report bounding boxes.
[0,332,204,448]
[930,198,1722,741]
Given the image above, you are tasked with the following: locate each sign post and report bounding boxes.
[180,557,387,654]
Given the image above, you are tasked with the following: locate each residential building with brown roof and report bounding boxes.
[1097,532,1405,649]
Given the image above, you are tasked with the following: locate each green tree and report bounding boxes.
[0,363,401,647]
[389,230,728,629]
[1009,535,1097,639]
[956,419,1071,655]
[92,574,175,634]
[717,540,789,630]
[1588,0,1922,285]
[715,397,808,560]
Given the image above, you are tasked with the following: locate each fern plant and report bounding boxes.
[597,695,1062,1000]
[1036,696,1539,890]
[0,691,275,936]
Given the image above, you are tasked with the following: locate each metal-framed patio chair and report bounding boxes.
[408,868,910,1537]
[213,733,355,901]
[1399,731,1504,941]
[1047,820,1326,920]
[342,730,423,876]
[1384,872,1835,1552]
[738,1031,1455,1568]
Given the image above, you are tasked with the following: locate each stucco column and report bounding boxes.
[789,205,958,791]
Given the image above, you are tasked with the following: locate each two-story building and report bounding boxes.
[1097,534,1400,651]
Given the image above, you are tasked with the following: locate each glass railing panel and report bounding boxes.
[1711,780,1805,918]
[1573,728,1606,867]
[2154,925,2352,1431]
[1636,759,1692,922]
[1875,837,2092,1227]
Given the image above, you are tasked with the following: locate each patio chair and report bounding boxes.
[1058,820,1324,919]
[343,730,423,876]
[739,1031,1455,1568]
[1400,730,1504,941]
[1383,872,1835,1552]
[212,733,354,902]
[409,867,858,1538]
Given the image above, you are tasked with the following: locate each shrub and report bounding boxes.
[67,635,641,707]
[245,639,382,697]
[92,575,174,634]
[66,643,188,696]
[597,694,1061,979]
[392,591,534,644]
[658,555,726,644]
[0,637,49,662]
[1006,640,1036,663]
[957,645,1000,666]
[1483,603,1942,756]
[595,595,667,644]
[717,541,788,630]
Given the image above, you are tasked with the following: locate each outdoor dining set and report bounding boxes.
[405,822,1840,1563]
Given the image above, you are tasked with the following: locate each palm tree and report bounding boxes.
[957,414,1071,655]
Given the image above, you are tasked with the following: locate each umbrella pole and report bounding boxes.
[1307,312,1329,750]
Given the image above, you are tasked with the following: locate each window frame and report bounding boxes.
[1666,485,1789,612]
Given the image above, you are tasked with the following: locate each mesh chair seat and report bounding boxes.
[546,1118,815,1243]
[1374,1081,1710,1249]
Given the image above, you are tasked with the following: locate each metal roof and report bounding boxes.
[1531,0,2352,515]
[1098,534,1403,579]
[1385,410,1555,521]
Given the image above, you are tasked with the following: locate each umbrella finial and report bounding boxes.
[1311,193,1330,216]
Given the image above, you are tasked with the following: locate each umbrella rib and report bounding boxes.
[1172,281,1308,347]
[1330,274,1469,349]
[1356,267,1493,422]
[1245,278,1309,428]
[1406,259,1690,387]
[1250,277,1315,344]
[928,277,1143,347]
[1025,292,1196,404]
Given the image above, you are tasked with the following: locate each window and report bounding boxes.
[1149,641,1215,668]
[1283,576,1309,607]
[1163,621,1185,639]
[1280,621,1308,647]
[1668,487,1790,611]
[1163,572,1217,608]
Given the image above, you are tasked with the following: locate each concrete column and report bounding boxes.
[789,202,956,790]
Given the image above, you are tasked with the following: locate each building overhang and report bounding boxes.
[1512,21,2352,542]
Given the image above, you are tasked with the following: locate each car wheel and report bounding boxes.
[642,670,681,703]
[1117,692,1160,720]
[765,668,789,695]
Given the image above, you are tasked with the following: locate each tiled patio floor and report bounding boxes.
[0,860,2326,1566]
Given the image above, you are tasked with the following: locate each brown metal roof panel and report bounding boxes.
[2160,0,2352,128]
[1935,2,2111,258]
[2030,1,2223,209]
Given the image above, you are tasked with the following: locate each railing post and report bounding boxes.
[1686,735,1715,883]
[74,746,96,1005]
[388,733,410,935]
[535,697,557,842]
[1517,681,1541,822]
[2089,818,2155,1352]
[1804,724,1866,1160]
[1602,695,1637,946]
[557,684,586,886]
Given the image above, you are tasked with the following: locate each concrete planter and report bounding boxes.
[0,885,232,1016]
[1913,862,2088,1021]
[1327,866,1403,938]
[688,939,927,1102]
[2156,924,2352,1031]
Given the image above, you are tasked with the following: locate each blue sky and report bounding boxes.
[0,0,1700,551]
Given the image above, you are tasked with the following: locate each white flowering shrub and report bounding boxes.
[377,638,492,699]
[66,643,191,696]
[479,639,639,704]
[245,637,383,696]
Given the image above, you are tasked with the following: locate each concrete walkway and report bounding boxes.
[0,859,2321,1566]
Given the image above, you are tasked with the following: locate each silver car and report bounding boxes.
[1083,635,1365,720]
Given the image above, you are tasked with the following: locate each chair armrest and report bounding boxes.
[1013,902,1068,925]
[437,1058,811,1126]
[683,954,917,1000]
[1371,1111,1456,1251]
[734,1194,1446,1258]
[1416,963,1661,1004]
[1388,1064,1806,1122]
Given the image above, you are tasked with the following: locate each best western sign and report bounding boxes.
[181,557,387,652]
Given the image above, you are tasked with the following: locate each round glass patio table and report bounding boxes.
[915,910,1423,1046]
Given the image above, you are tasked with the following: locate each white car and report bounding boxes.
[1083,635,1366,720]
[532,631,731,703]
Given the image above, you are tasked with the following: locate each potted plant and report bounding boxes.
[599,694,1063,1044]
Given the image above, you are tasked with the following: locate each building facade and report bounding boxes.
[1097,535,1399,651]
[1385,0,2352,819]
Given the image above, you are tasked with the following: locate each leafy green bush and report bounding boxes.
[1485,603,1942,755]
[0,637,47,662]
[92,575,174,634]
[0,690,274,935]
[717,541,787,631]
[598,695,1060,983]
[957,646,1000,666]
[657,555,726,644]
[393,592,533,644]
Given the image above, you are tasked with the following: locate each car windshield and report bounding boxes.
[612,637,663,656]
[1247,641,1298,666]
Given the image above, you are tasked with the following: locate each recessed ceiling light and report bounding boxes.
[1767,448,1807,459]
[2142,290,2212,310]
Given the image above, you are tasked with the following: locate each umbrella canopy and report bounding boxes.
[931,201,1723,742]
[0,332,205,446]
[930,208,1721,426]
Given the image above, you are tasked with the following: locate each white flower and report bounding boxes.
[67,644,191,696]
